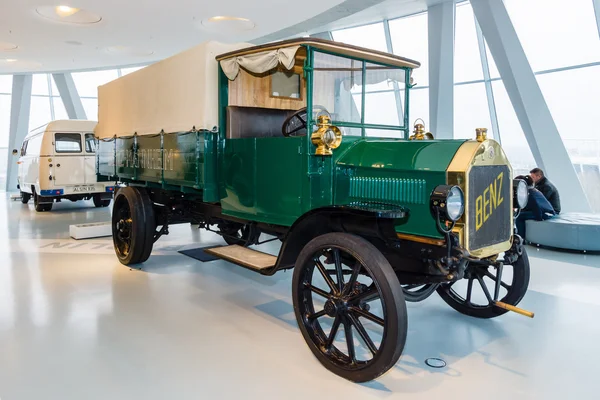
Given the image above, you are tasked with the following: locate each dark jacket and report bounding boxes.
[535,177,561,214]
[524,188,556,220]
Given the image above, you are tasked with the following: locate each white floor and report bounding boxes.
[1,194,599,399]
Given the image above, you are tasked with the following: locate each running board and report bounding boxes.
[204,245,277,273]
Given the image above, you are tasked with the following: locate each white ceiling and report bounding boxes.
[0,0,349,74]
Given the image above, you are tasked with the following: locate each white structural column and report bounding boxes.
[52,73,87,119]
[6,75,32,192]
[427,1,455,139]
[471,0,590,212]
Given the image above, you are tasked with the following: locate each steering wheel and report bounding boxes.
[282,105,329,137]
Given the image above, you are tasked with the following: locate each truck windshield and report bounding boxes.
[311,51,408,138]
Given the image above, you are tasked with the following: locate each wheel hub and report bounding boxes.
[324,298,347,317]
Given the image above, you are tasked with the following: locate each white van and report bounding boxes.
[17,120,115,212]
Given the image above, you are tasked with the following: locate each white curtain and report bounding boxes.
[220,46,301,80]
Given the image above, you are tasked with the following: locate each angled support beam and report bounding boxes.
[52,73,87,119]
[474,16,501,145]
[383,19,405,127]
[593,0,600,41]
[427,0,455,138]
[6,74,32,192]
[309,31,333,40]
[471,0,590,212]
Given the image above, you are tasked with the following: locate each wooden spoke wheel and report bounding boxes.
[437,248,530,319]
[112,187,155,265]
[292,233,407,382]
[401,283,438,303]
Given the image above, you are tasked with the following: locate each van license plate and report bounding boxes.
[73,185,96,192]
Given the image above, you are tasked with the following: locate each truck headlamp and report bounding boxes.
[431,185,465,222]
[311,115,342,156]
[513,179,529,209]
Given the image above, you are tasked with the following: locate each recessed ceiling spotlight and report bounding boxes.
[0,42,18,51]
[55,5,79,17]
[4,58,17,62]
[36,6,102,24]
[201,16,255,33]
[105,46,154,57]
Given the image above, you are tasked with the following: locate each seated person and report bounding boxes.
[515,175,556,239]
[530,167,561,214]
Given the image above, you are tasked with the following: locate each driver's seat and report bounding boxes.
[226,106,296,139]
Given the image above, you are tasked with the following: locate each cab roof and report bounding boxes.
[216,38,421,69]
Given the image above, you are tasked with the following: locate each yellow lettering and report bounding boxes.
[490,181,497,212]
[476,195,483,231]
[483,187,490,223]
[497,172,504,206]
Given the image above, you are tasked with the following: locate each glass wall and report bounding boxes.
[329,0,600,211]
[0,64,146,191]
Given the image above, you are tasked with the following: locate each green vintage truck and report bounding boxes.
[96,38,531,382]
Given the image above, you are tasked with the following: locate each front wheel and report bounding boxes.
[112,187,155,265]
[292,233,407,382]
[21,191,31,204]
[437,248,530,319]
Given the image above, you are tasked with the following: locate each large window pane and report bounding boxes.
[455,3,483,83]
[332,22,388,53]
[504,0,600,72]
[50,75,60,96]
[52,96,69,120]
[72,70,119,97]
[0,94,11,147]
[491,80,536,176]
[405,88,429,129]
[120,66,146,76]
[29,97,52,131]
[31,74,49,96]
[82,98,98,121]
[389,13,428,87]
[537,65,600,212]
[0,147,6,191]
[454,83,492,140]
[0,75,12,94]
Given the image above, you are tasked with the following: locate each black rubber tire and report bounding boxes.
[219,222,259,247]
[33,191,53,212]
[112,187,155,265]
[437,249,530,319]
[21,192,31,204]
[93,194,111,208]
[292,232,407,383]
[402,284,439,302]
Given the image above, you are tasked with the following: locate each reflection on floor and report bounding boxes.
[0,194,599,399]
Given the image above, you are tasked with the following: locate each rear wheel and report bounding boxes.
[292,233,407,382]
[112,187,155,265]
[437,248,530,319]
[218,222,259,247]
[93,194,111,208]
[20,191,31,204]
[33,191,52,212]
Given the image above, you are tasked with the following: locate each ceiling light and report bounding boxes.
[5,59,17,62]
[55,5,80,17]
[200,16,255,33]
[36,6,101,24]
[0,42,18,51]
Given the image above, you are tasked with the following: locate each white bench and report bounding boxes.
[526,213,600,252]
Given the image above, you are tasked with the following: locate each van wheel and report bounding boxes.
[292,233,407,382]
[112,186,155,265]
[21,192,31,204]
[93,194,111,208]
[33,191,53,212]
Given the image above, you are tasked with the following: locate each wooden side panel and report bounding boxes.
[228,50,307,110]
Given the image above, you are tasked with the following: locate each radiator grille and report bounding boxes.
[349,177,427,205]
